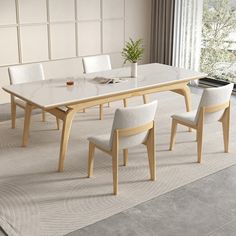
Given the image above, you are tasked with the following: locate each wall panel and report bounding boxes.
[78,22,101,56]
[0,27,19,66]
[103,0,124,19]
[49,0,75,22]
[103,20,124,53]
[20,25,49,63]
[0,0,16,25]
[77,0,100,20]
[50,23,76,59]
[18,0,47,24]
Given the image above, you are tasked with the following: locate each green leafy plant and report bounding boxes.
[122,38,144,63]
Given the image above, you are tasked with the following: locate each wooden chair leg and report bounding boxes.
[83,109,86,113]
[112,152,119,195]
[123,149,128,166]
[123,99,127,108]
[143,94,148,104]
[11,97,16,129]
[222,107,230,153]
[197,126,203,163]
[99,104,104,120]
[42,110,46,122]
[108,102,110,107]
[169,119,178,151]
[182,85,192,132]
[56,118,60,130]
[112,131,119,195]
[88,142,96,177]
[146,126,156,181]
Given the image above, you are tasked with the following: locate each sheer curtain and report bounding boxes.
[172,0,203,73]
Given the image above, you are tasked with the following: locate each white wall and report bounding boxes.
[0,0,152,104]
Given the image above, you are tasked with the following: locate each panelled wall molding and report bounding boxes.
[0,0,152,104]
[0,0,125,66]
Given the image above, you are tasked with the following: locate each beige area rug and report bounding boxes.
[0,91,236,236]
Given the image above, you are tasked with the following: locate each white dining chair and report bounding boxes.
[87,101,158,195]
[82,55,112,73]
[82,55,128,120]
[8,63,60,129]
[169,83,234,163]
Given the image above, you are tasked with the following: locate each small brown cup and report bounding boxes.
[66,80,74,86]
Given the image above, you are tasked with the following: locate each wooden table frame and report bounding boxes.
[20,79,192,172]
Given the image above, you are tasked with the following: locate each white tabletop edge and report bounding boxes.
[2,63,207,110]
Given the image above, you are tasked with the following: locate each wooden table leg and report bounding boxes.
[123,99,127,107]
[173,84,192,132]
[143,94,149,104]
[22,103,33,147]
[99,104,104,120]
[182,85,192,132]
[182,85,192,113]
[11,95,16,129]
[42,110,46,122]
[58,108,76,172]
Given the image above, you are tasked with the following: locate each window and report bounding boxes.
[200,0,236,83]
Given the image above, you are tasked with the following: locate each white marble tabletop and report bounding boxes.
[2,63,206,109]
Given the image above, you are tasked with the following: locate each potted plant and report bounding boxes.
[122,38,144,78]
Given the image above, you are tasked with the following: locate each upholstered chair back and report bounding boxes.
[195,83,234,124]
[109,101,158,149]
[8,63,45,85]
[82,55,112,73]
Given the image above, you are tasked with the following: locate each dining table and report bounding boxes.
[2,63,206,172]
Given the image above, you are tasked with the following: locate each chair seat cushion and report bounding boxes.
[88,134,111,151]
[172,109,197,125]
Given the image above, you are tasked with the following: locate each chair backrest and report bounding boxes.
[82,55,112,73]
[8,63,45,85]
[109,101,158,149]
[195,83,234,124]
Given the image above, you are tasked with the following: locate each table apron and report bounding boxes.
[45,81,190,120]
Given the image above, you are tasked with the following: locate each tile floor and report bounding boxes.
[67,164,236,236]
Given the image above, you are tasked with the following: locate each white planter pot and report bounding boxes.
[131,62,138,78]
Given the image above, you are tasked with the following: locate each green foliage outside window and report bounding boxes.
[200,0,236,82]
